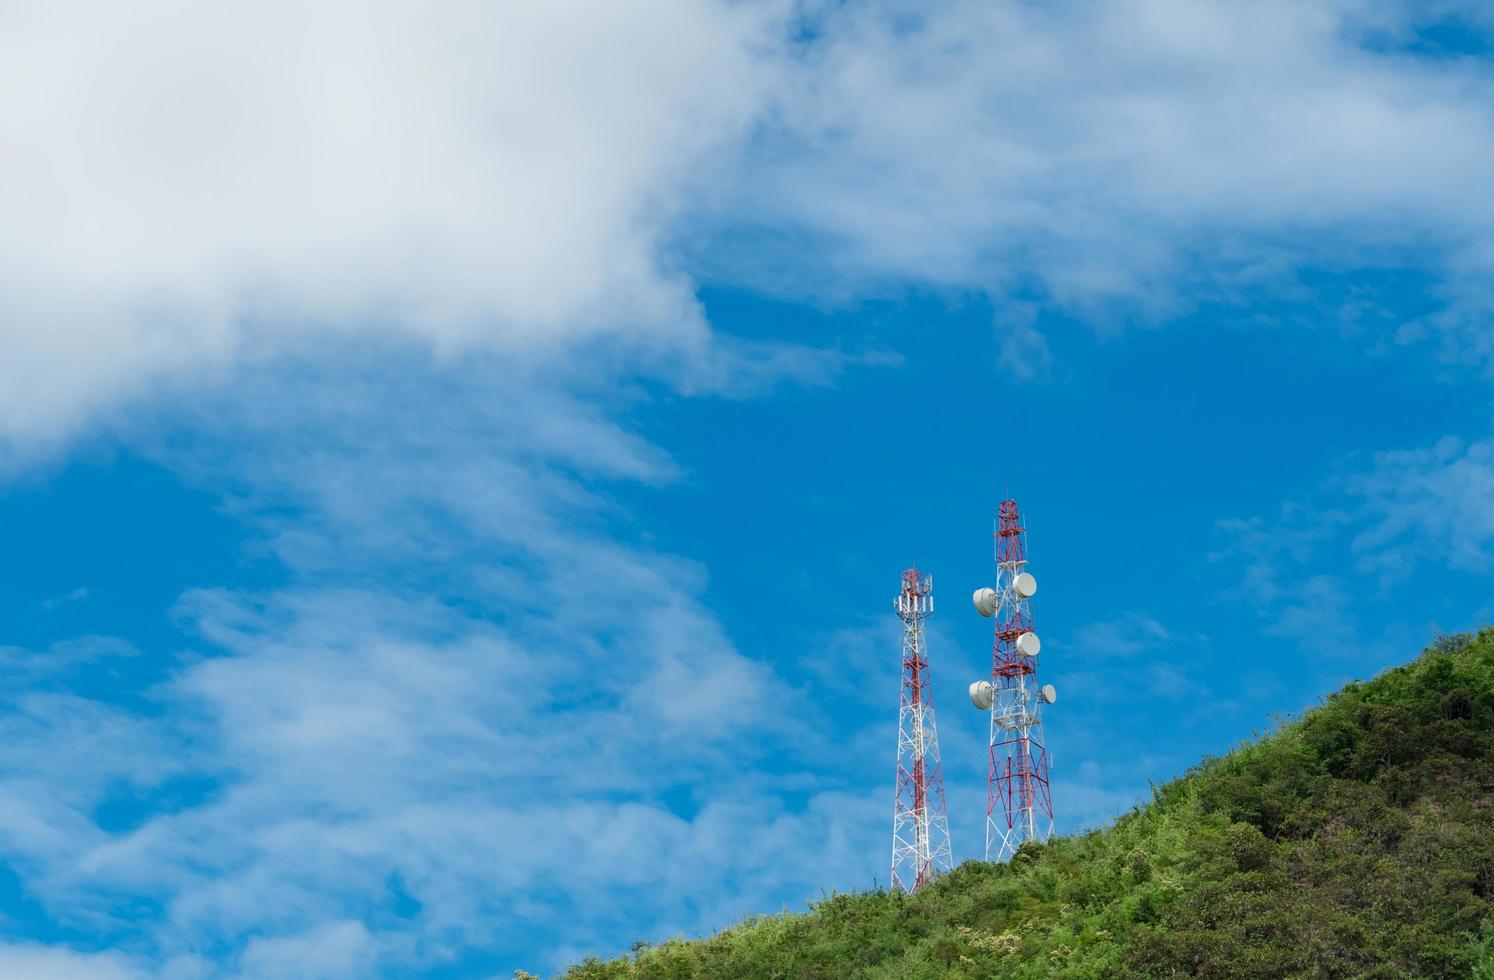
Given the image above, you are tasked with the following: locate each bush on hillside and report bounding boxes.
[556,629,1494,979]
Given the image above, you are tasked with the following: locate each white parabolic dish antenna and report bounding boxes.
[972,587,999,617]
[1040,683,1057,704]
[969,680,996,710]
[1016,631,1041,658]
[1014,572,1037,598]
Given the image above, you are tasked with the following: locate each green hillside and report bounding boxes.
[559,630,1494,979]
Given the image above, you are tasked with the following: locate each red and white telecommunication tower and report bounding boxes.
[890,568,953,893]
[969,500,1057,862]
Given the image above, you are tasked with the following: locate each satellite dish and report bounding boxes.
[1014,572,1037,598]
[972,588,999,617]
[1016,631,1041,658]
[969,680,995,710]
[1040,684,1057,705]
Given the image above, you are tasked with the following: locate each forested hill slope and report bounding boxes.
[558,630,1494,979]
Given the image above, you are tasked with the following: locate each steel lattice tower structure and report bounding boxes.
[969,500,1056,862]
[890,568,953,893]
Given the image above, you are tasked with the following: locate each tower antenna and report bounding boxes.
[890,568,953,892]
[968,499,1057,861]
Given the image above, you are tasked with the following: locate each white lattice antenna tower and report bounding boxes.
[890,568,953,892]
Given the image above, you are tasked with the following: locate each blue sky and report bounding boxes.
[2,2,1494,977]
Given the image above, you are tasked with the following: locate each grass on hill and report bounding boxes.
[555,629,1494,979]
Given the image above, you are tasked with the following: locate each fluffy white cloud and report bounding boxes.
[0,362,884,975]
[763,0,1494,381]
[6,1,1494,448]
[0,0,778,447]
[737,0,1494,326]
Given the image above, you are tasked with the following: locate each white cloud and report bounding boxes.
[807,618,930,706]
[237,921,377,980]
[0,943,146,980]
[743,1,1494,305]
[993,304,1053,382]
[1347,433,1494,571]
[1049,761,1146,833]
[1209,428,1494,661]
[0,361,886,975]
[1054,613,1214,727]
[0,0,780,449]
[1261,574,1359,650]
[1070,612,1172,657]
[1215,430,1494,608]
[1212,508,1372,659]
[6,1,1494,453]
